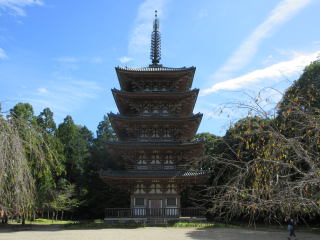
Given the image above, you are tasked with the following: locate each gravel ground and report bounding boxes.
[0,225,319,240]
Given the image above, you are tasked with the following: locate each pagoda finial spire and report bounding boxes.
[150,10,161,65]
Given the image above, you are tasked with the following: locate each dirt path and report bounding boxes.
[0,225,319,240]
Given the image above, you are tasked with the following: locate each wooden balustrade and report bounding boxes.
[105,208,205,218]
[125,165,184,171]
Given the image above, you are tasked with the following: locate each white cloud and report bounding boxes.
[22,80,102,116]
[0,48,8,59]
[198,10,207,18]
[128,0,168,65]
[92,57,102,65]
[263,55,273,63]
[118,56,133,63]
[210,0,311,81]
[0,0,43,17]
[38,88,46,92]
[21,85,26,88]
[202,51,320,95]
[313,41,320,44]
[53,56,78,63]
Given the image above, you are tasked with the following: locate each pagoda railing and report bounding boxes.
[125,165,185,171]
[133,113,179,117]
[131,137,182,142]
[105,208,205,218]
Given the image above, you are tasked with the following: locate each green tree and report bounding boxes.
[72,126,94,194]
[91,115,118,171]
[10,102,37,125]
[278,56,320,114]
[78,116,129,218]
[48,183,81,222]
[56,115,79,182]
[35,108,65,216]
[37,108,56,134]
[201,82,320,224]
[1,105,62,224]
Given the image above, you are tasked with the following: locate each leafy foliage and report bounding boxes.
[199,59,320,224]
[0,105,62,217]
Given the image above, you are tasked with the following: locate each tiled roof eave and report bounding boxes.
[98,170,212,179]
[108,113,203,121]
[112,88,199,97]
[115,66,196,72]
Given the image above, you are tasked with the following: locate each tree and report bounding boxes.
[71,125,94,194]
[35,108,65,217]
[0,104,62,224]
[56,115,79,182]
[48,183,80,222]
[10,102,37,125]
[200,73,320,224]
[278,57,320,114]
[37,108,56,134]
[77,116,130,218]
[91,115,118,171]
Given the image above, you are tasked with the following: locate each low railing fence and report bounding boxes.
[105,208,205,218]
[125,165,185,171]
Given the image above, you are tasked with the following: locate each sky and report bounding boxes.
[1,0,320,136]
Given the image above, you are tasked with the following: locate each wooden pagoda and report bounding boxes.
[99,11,211,220]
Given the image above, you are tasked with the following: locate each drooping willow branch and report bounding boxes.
[0,112,62,216]
[195,86,320,224]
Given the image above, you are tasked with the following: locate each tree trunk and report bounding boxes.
[33,211,35,221]
[71,212,74,220]
[52,212,54,223]
[61,210,64,221]
[69,163,73,182]
[42,211,44,219]
[56,211,58,221]
[48,208,49,220]
[22,213,25,225]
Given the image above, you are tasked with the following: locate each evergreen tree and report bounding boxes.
[56,115,79,182]
[10,102,37,125]
[35,108,65,214]
[78,116,129,218]
[37,108,56,134]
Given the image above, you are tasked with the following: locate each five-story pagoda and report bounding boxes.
[99,11,211,219]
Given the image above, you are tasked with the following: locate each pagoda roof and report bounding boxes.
[99,169,211,179]
[104,140,206,165]
[115,66,196,92]
[116,65,196,72]
[108,113,202,142]
[111,88,199,117]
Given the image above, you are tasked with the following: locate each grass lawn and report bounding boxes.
[8,218,77,225]
[64,221,244,229]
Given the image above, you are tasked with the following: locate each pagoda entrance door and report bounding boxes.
[149,200,162,217]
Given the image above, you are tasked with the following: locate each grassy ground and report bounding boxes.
[6,218,320,232]
[8,218,77,225]
[64,221,243,229]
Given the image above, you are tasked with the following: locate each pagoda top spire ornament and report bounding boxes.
[150,10,162,66]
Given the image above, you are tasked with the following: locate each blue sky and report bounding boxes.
[1,0,320,136]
